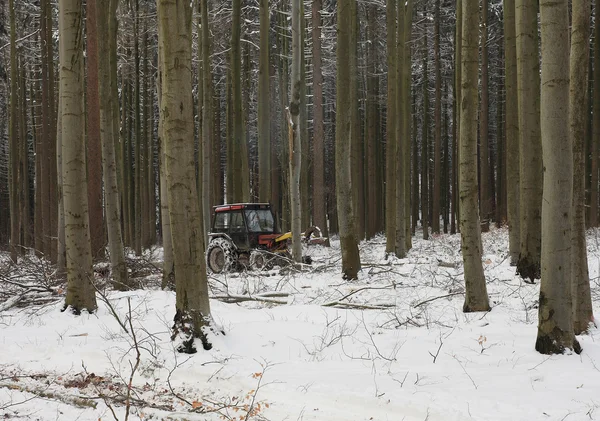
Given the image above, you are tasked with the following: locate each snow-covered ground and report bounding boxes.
[1,227,599,420]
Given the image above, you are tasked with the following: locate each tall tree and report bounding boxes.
[479,0,491,225]
[365,3,378,240]
[460,0,490,313]
[60,0,98,313]
[230,0,250,202]
[591,9,600,227]
[200,0,212,239]
[258,0,270,203]
[337,0,361,279]
[385,0,396,254]
[97,0,129,289]
[536,0,580,354]
[432,0,442,234]
[504,0,520,263]
[289,0,303,263]
[569,0,594,335]
[8,0,19,263]
[312,0,329,245]
[421,31,429,240]
[395,0,406,257]
[515,0,542,281]
[158,0,212,351]
[86,0,105,259]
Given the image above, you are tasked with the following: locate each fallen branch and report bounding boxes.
[211,293,289,305]
[0,381,97,409]
[413,292,464,308]
[322,301,395,310]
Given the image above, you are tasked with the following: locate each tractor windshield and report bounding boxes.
[244,209,275,233]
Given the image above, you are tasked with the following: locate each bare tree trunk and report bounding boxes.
[504,0,519,263]
[86,0,105,260]
[200,0,212,241]
[479,0,491,226]
[569,0,595,335]
[452,0,462,236]
[60,0,98,313]
[591,10,600,227]
[366,3,378,241]
[337,0,361,279]
[385,0,396,254]
[536,0,580,354]
[394,0,406,257]
[404,0,413,250]
[421,32,429,241]
[231,0,250,202]
[9,0,20,262]
[516,0,542,281]
[432,0,441,234]
[97,0,129,290]
[158,0,212,352]
[312,0,329,245]
[289,0,303,263]
[56,93,66,278]
[460,0,490,313]
[258,0,270,203]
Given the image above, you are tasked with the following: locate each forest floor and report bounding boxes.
[1,226,600,421]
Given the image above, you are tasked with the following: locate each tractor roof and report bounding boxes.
[213,203,271,212]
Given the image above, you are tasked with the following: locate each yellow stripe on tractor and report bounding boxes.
[275,232,292,242]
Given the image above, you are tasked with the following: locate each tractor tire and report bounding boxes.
[250,250,272,271]
[206,238,237,274]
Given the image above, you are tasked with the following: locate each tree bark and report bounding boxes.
[395,0,406,257]
[385,0,396,254]
[312,0,329,245]
[479,0,491,225]
[591,9,600,227]
[158,0,212,352]
[9,0,19,262]
[337,0,361,279]
[536,0,580,354]
[460,0,490,313]
[258,0,270,203]
[504,0,519,263]
[97,0,129,290]
[86,0,106,260]
[516,0,542,281]
[569,0,595,335]
[432,0,441,234]
[289,0,303,263]
[60,0,98,313]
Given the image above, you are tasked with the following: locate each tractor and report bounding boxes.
[205,203,324,273]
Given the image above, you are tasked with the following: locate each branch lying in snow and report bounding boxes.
[211,292,289,305]
[322,302,395,310]
[0,380,98,410]
[413,292,464,308]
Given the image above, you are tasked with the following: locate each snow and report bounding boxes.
[1,227,600,420]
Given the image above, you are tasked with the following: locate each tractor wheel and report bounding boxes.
[206,238,237,273]
[250,250,272,271]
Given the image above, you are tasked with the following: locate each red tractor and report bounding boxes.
[206,203,285,273]
[206,203,325,273]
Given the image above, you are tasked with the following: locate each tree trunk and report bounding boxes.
[504,0,519,263]
[460,0,490,313]
[289,0,303,263]
[200,0,212,241]
[60,0,98,313]
[158,0,212,352]
[337,0,361,279]
[536,0,580,354]
[86,0,105,260]
[479,0,491,226]
[231,0,250,203]
[569,0,595,335]
[432,0,441,234]
[421,32,429,240]
[395,0,406,257]
[591,9,600,227]
[516,0,542,281]
[385,0,396,254]
[404,0,413,251]
[97,0,129,290]
[9,0,19,262]
[312,0,329,245]
[258,0,270,203]
[452,0,462,236]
